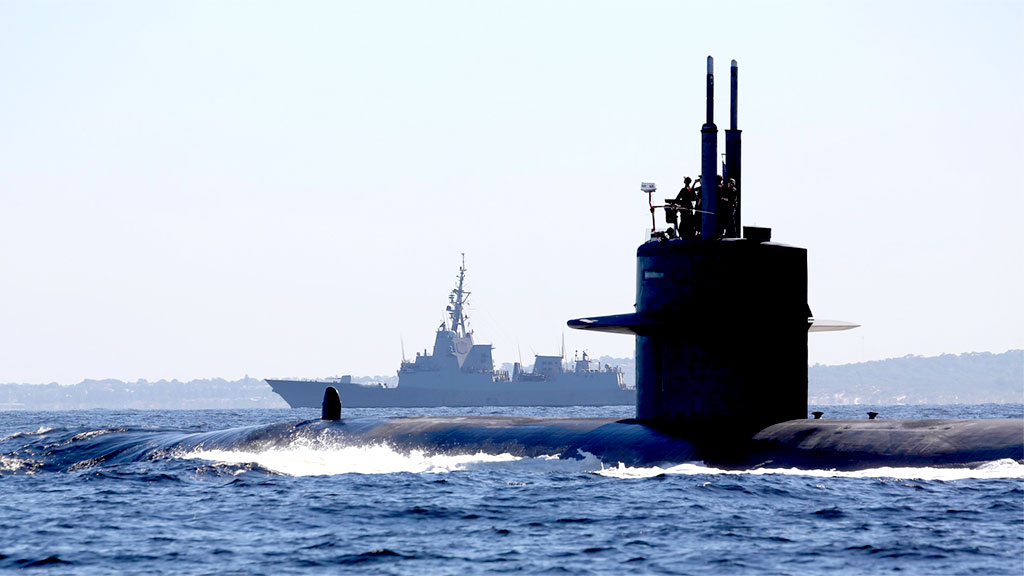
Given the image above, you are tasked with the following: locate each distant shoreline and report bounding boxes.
[2,350,1020,410]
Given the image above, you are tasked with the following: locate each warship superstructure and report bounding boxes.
[266,258,631,408]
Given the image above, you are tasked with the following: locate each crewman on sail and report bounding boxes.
[723,178,739,237]
[692,176,703,238]
[673,177,697,239]
[715,175,731,238]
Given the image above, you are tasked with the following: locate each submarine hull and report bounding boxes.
[319,416,698,465]
[213,415,1022,471]
[35,414,1021,473]
[744,418,1024,470]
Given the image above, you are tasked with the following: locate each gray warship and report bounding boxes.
[266,259,632,408]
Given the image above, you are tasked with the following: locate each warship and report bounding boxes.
[265,258,631,408]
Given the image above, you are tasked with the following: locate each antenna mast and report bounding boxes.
[448,254,471,336]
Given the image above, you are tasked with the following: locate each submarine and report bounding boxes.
[294,57,1020,471]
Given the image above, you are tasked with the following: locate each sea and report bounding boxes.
[1,404,1021,575]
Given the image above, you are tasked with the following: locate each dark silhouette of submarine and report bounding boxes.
[311,57,1022,471]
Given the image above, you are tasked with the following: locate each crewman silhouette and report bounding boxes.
[673,177,697,238]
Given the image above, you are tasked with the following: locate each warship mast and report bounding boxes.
[447,253,471,337]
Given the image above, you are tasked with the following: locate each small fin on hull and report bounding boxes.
[567,313,664,336]
[322,387,342,420]
[570,313,860,335]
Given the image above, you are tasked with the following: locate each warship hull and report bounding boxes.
[265,376,634,408]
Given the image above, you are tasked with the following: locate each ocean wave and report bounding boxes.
[0,427,56,442]
[0,455,37,474]
[68,429,122,442]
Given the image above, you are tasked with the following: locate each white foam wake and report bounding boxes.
[594,458,1024,481]
[185,444,522,476]
[183,437,608,477]
[180,435,1023,480]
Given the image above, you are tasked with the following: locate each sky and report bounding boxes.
[1,0,1021,384]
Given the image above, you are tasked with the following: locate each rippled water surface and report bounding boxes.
[1,405,1021,574]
